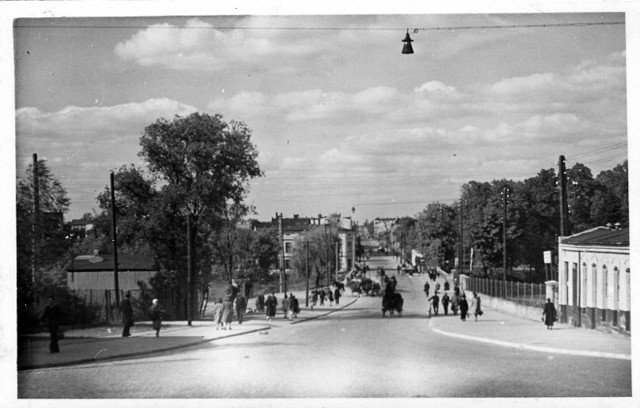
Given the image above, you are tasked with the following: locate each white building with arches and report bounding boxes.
[557,226,630,333]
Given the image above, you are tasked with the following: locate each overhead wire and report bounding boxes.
[14,21,624,31]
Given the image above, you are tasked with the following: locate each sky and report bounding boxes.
[9,9,630,224]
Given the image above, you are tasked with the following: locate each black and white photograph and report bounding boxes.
[1,1,638,407]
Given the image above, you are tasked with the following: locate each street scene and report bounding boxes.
[3,3,636,407]
[17,256,632,399]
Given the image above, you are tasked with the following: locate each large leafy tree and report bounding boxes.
[138,113,262,319]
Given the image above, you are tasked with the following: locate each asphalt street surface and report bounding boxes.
[18,256,631,398]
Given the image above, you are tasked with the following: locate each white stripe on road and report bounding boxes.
[429,325,631,360]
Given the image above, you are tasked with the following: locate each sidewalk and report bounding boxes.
[427,294,631,360]
[18,290,357,371]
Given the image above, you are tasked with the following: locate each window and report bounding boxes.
[572,262,578,306]
[581,262,587,308]
[601,265,608,320]
[591,264,597,308]
[285,242,292,254]
[285,259,291,270]
[563,261,569,303]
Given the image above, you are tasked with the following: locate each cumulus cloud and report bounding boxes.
[114,18,323,70]
[16,97,199,190]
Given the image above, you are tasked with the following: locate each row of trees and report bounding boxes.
[17,113,283,326]
[393,161,628,282]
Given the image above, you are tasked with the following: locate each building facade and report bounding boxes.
[557,226,630,333]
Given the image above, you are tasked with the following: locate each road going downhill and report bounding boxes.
[19,256,631,398]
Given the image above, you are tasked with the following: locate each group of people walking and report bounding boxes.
[310,286,342,309]
[424,281,483,321]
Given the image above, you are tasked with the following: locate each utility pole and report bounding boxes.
[31,153,39,309]
[558,155,570,236]
[305,241,310,307]
[459,199,464,272]
[502,186,509,283]
[186,213,193,325]
[110,172,120,313]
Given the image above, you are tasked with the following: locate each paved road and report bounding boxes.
[18,256,631,398]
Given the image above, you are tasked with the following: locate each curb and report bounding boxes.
[20,299,360,371]
[19,326,271,371]
[428,322,631,361]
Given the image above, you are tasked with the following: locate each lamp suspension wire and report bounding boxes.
[15,21,624,31]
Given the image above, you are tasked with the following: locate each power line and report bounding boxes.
[14,21,624,31]
[567,141,627,161]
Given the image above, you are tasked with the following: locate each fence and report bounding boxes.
[465,277,546,309]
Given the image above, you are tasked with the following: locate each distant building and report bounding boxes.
[557,225,630,333]
[69,218,94,233]
[255,213,357,276]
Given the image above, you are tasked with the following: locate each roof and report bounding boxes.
[70,219,93,226]
[562,226,629,247]
[65,254,158,272]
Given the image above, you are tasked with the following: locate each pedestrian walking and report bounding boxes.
[212,298,224,330]
[542,298,557,330]
[265,292,277,321]
[334,287,341,305]
[444,281,450,291]
[441,293,450,315]
[235,293,247,324]
[149,298,163,337]
[451,294,459,315]
[121,291,134,337]
[40,295,62,353]
[311,290,318,310]
[470,292,483,321]
[221,296,234,330]
[328,290,334,307]
[289,293,300,319]
[282,294,290,319]
[423,281,430,297]
[459,294,469,321]
[319,289,326,306]
[427,292,440,316]
[255,293,265,313]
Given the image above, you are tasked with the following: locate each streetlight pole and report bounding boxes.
[110,172,121,315]
[305,241,310,307]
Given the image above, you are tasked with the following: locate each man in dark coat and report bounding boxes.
[459,294,469,321]
[334,287,341,305]
[427,292,440,315]
[149,298,163,337]
[256,293,265,313]
[121,291,134,337]
[441,293,450,315]
[542,298,557,330]
[289,293,300,318]
[235,293,247,324]
[265,292,277,321]
[41,295,62,353]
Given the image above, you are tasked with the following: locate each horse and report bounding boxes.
[382,292,404,317]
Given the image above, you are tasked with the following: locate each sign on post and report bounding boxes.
[543,251,552,264]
